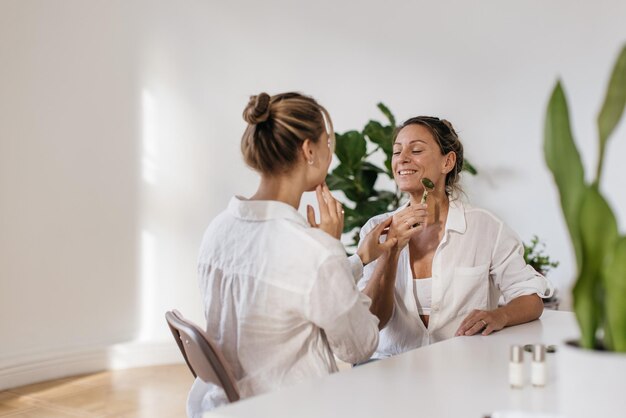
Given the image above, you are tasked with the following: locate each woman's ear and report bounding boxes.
[301,139,314,165]
[442,152,456,174]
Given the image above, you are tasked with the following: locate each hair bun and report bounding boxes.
[243,93,271,124]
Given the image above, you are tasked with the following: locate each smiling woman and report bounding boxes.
[356,116,555,359]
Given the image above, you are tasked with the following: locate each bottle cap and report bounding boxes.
[533,344,546,361]
[510,345,523,363]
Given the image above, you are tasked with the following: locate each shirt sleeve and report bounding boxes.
[491,222,555,304]
[306,255,380,364]
[347,254,364,283]
[355,215,389,291]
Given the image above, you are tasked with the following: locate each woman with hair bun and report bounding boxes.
[357,116,554,359]
[187,92,398,416]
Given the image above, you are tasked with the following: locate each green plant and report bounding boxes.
[523,235,559,276]
[326,103,477,246]
[544,45,626,351]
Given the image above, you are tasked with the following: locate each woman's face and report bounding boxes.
[392,124,451,194]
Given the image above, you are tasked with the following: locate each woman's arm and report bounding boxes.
[362,249,401,329]
[360,204,427,329]
[455,294,543,336]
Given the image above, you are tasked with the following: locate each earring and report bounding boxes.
[308,159,314,165]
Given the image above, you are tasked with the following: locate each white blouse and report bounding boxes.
[357,198,554,358]
[187,196,379,417]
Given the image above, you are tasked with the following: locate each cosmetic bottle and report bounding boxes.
[531,343,547,387]
[509,345,524,389]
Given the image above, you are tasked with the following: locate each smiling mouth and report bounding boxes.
[398,170,417,176]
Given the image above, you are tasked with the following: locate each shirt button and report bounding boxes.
[432,304,439,312]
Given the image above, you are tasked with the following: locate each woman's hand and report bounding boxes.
[357,217,398,265]
[307,183,344,239]
[455,309,508,336]
[387,204,428,250]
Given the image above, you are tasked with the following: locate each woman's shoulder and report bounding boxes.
[458,200,505,227]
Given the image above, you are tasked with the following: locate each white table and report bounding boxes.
[205,311,579,418]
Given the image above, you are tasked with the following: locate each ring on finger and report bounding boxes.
[480,319,487,328]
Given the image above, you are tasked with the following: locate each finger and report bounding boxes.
[307,205,318,227]
[482,323,495,336]
[381,237,397,250]
[464,320,486,336]
[322,184,338,222]
[316,185,330,219]
[336,200,344,220]
[456,311,479,336]
[336,200,344,236]
[372,217,393,236]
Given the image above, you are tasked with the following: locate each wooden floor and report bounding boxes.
[0,364,192,418]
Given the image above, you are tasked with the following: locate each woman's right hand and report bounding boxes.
[387,204,428,250]
[307,183,344,239]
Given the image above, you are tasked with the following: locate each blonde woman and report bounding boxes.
[188,92,396,416]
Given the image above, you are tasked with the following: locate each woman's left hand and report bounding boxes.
[455,308,508,336]
[307,183,344,239]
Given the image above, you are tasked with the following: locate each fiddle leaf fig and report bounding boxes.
[334,130,366,172]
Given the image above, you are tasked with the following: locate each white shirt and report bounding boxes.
[357,198,554,358]
[188,196,379,417]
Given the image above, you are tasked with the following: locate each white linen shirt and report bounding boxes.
[187,196,379,417]
[357,198,554,359]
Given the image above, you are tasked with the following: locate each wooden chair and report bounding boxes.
[165,310,240,403]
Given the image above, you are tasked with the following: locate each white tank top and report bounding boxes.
[412,277,432,315]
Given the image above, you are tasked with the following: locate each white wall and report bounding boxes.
[1,0,625,388]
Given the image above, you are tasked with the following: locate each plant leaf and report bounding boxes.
[377,102,396,127]
[334,130,366,171]
[603,236,626,351]
[544,81,586,272]
[364,121,394,154]
[596,45,626,181]
[575,186,618,349]
[462,159,478,175]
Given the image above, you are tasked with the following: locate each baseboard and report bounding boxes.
[0,340,184,391]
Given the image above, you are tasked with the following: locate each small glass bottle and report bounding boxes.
[509,345,524,388]
[531,343,547,387]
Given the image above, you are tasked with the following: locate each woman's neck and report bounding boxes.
[250,172,305,209]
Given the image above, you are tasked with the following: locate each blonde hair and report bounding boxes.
[241,92,334,174]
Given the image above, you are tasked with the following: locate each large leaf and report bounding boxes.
[544,82,586,272]
[364,120,394,155]
[377,102,396,127]
[603,236,626,351]
[597,45,626,181]
[334,130,366,171]
[574,186,618,349]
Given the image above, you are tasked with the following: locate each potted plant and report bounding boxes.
[523,235,560,309]
[326,103,477,248]
[544,44,626,417]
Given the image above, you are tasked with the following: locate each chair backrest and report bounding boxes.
[165,310,240,403]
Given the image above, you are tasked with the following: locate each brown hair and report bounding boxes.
[395,116,464,196]
[241,92,334,175]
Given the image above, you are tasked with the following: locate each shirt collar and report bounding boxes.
[227,196,309,227]
[392,197,467,234]
[445,198,467,234]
